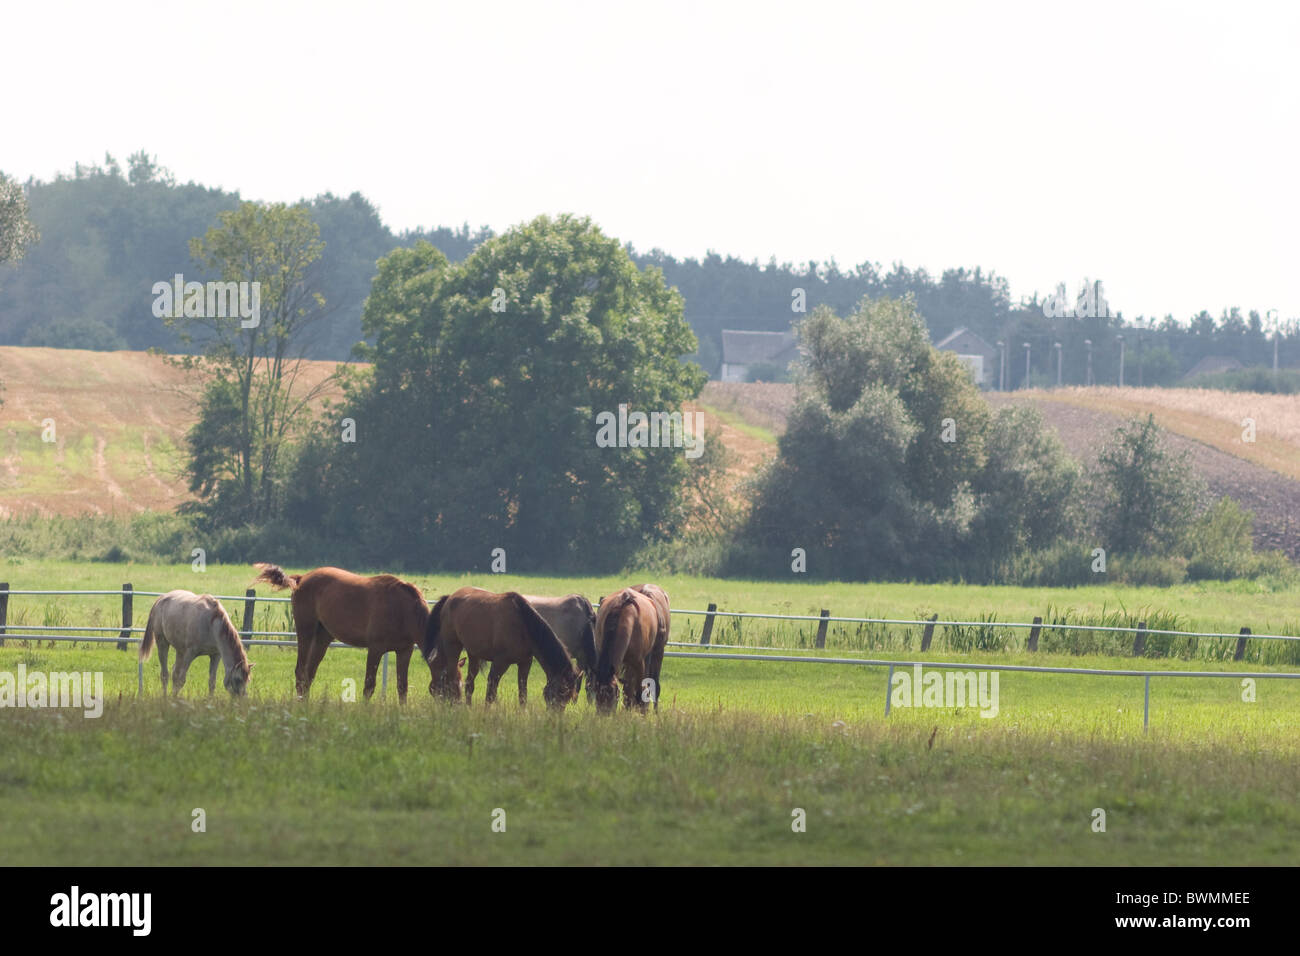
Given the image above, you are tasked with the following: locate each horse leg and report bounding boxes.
[465,656,480,706]
[302,630,331,700]
[517,657,532,708]
[208,654,219,696]
[364,647,382,700]
[293,612,320,699]
[394,645,412,703]
[485,661,508,706]
[157,638,170,696]
[172,647,198,697]
[624,658,647,713]
[647,644,667,712]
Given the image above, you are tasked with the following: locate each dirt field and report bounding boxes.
[0,347,344,516]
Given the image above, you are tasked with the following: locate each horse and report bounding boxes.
[592,587,665,714]
[521,593,598,696]
[632,583,671,709]
[138,590,253,697]
[422,587,582,709]
[251,563,441,702]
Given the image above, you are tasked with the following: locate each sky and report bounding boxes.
[5,0,1297,323]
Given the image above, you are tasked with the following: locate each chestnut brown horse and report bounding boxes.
[593,588,665,714]
[251,563,441,702]
[422,587,582,709]
[632,583,670,710]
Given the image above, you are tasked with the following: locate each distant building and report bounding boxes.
[1182,356,1244,380]
[720,329,799,382]
[933,327,998,387]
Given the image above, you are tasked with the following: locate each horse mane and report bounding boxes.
[250,562,301,591]
[596,590,637,684]
[209,598,251,674]
[504,592,572,678]
[422,595,448,661]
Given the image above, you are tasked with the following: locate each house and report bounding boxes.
[933,327,998,387]
[1182,356,1243,381]
[719,329,800,382]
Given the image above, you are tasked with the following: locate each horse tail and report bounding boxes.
[597,590,637,683]
[138,600,159,661]
[251,562,300,591]
[422,595,448,662]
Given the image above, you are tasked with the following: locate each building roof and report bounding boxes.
[933,326,996,357]
[721,329,799,366]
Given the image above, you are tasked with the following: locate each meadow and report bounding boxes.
[2,561,1300,865]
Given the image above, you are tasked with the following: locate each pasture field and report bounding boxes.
[2,561,1300,865]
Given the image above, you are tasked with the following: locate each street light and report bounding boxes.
[1268,309,1280,373]
[996,340,1006,391]
[1054,342,1062,387]
[1117,334,1125,387]
[1023,342,1031,389]
[1084,339,1093,386]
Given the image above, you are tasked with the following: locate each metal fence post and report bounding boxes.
[814,609,830,649]
[0,582,7,648]
[117,583,133,651]
[699,603,717,645]
[1143,675,1150,732]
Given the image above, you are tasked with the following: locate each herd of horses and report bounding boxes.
[137,564,671,714]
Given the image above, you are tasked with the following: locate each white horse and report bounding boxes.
[139,590,254,696]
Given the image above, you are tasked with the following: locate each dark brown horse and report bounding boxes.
[251,564,442,702]
[593,588,665,714]
[422,587,582,709]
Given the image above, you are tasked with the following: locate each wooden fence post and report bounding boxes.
[0,582,7,648]
[1132,620,1147,657]
[241,589,257,643]
[117,583,133,651]
[815,609,830,649]
[699,603,717,645]
[1234,627,1251,662]
[920,613,938,651]
[1027,616,1042,652]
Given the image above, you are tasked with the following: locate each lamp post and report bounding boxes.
[1084,339,1093,386]
[1023,342,1031,389]
[996,340,1005,391]
[1268,309,1280,373]
[1054,342,1062,387]
[1117,334,1125,387]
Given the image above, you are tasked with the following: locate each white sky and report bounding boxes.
[5,0,1297,323]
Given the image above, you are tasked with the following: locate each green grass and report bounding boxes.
[3,560,1300,864]
[696,402,779,445]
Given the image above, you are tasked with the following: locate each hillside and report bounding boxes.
[0,347,344,517]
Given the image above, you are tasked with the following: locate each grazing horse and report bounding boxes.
[423,587,582,709]
[251,563,438,702]
[632,583,671,710]
[139,590,253,697]
[522,593,598,696]
[593,588,665,714]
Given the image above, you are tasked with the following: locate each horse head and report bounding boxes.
[543,667,583,710]
[594,677,620,714]
[224,659,254,697]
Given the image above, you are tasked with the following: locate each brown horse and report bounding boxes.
[422,587,582,709]
[633,583,670,710]
[251,563,442,702]
[593,588,665,714]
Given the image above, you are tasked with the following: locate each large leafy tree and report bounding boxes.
[171,201,334,524]
[0,171,38,267]
[294,214,706,570]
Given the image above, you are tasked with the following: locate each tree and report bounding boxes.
[1093,414,1205,555]
[295,214,706,570]
[0,171,38,266]
[169,201,334,524]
